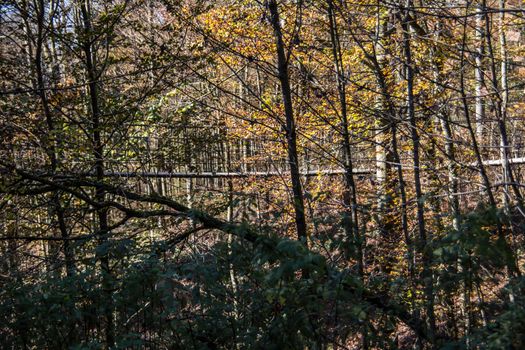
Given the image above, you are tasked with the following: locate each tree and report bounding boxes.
[2,0,525,348]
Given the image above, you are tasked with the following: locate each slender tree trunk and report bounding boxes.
[34,0,74,277]
[267,0,308,245]
[78,1,114,346]
[483,0,522,281]
[439,109,469,345]
[327,2,367,347]
[402,6,436,345]
[431,28,465,342]
[225,140,239,321]
[489,0,524,212]
[327,0,363,276]
[372,7,395,241]
[475,4,486,139]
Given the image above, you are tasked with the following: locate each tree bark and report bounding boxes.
[474,4,486,139]
[78,0,114,347]
[34,0,74,278]
[401,4,436,344]
[327,0,363,276]
[373,7,395,239]
[267,0,308,245]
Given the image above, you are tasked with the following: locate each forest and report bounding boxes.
[1,0,525,349]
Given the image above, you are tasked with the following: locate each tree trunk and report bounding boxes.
[402,5,436,344]
[34,0,74,278]
[373,8,395,239]
[78,1,114,347]
[267,0,308,245]
[475,4,486,139]
[327,0,363,276]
